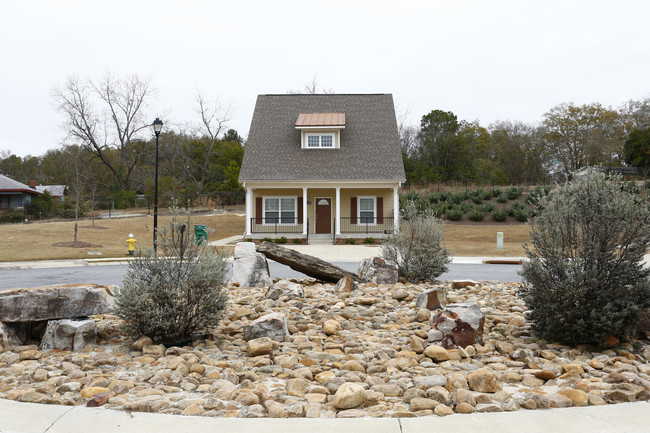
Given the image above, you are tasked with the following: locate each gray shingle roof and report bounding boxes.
[0,174,40,194]
[239,94,406,182]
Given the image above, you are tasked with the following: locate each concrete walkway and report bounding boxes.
[0,399,647,433]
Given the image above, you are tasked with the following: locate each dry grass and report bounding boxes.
[0,214,531,261]
[0,214,246,262]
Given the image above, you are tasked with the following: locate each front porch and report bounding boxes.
[243,182,400,244]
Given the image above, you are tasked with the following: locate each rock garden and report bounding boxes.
[0,274,648,418]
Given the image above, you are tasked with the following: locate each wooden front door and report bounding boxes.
[315,197,332,234]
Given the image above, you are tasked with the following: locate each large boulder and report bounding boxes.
[0,321,26,352]
[234,242,257,259]
[358,257,398,285]
[415,287,447,310]
[428,302,485,349]
[0,284,117,322]
[40,318,97,351]
[242,312,289,342]
[266,279,304,300]
[231,251,272,288]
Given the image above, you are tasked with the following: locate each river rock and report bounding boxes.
[246,337,275,357]
[333,382,366,409]
[358,257,398,284]
[40,318,97,351]
[243,312,289,342]
[467,368,501,393]
[429,302,485,348]
[335,276,359,292]
[0,284,117,322]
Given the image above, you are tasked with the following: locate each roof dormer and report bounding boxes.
[295,112,345,149]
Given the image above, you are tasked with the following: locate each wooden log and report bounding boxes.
[258,242,363,283]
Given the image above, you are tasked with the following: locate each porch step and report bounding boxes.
[309,235,334,245]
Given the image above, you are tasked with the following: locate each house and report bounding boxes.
[239,94,406,243]
[35,184,68,201]
[0,174,41,211]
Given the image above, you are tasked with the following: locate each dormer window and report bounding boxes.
[296,112,345,149]
[307,133,334,148]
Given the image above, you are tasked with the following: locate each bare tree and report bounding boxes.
[193,92,231,194]
[52,74,154,190]
[287,76,334,94]
[65,145,89,242]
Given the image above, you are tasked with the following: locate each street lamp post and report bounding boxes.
[152,118,163,254]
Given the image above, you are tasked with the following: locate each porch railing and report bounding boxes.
[339,217,395,234]
[250,217,305,234]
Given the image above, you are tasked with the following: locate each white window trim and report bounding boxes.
[358,196,377,226]
[302,132,337,149]
[262,196,297,225]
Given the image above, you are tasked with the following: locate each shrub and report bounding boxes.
[363,237,376,244]
[458,202,474,213]
[513,208,529,222]
[0,208,24,224]
[446,207,464,221]
[114,211,229,345]
[505,186,524,200]
[400,191,427,212]
[492,209,508,222]
[620,181,640,195]
[467,209,486,221]
[491,188,502,198]
[496,194,508,203]
[480,203,495,213]
[345,238,357,245]
[275,236,288,244]
[292,238,302,244]
[381,202,451,283]
[260,237,273,243]
[519,169,650,346]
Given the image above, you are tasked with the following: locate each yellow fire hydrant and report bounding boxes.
[126,233,136,255]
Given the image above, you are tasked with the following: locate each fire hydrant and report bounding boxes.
[126,233,136,255]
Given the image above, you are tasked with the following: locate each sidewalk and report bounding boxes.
[0,398,646,433]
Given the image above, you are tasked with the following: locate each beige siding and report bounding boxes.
[340,189,395,219]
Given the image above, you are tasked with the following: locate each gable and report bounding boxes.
[239,94,406,182]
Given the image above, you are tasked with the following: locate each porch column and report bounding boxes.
[245,187,252,235]
[302,187,308,235]
[335,187,341,235]
[393,186,400,233]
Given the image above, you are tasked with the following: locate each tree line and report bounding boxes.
[399,98,650,185]
[1,74,245,213]
[2,73,650,210]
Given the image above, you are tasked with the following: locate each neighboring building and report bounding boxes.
[239,93,406,243]
[35,185,68,201]
[0,174,41,211]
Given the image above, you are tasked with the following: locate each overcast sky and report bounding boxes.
[2,0,649,158]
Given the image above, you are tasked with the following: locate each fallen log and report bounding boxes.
[258,242,363,283]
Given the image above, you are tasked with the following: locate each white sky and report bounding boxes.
[1,0,649,157]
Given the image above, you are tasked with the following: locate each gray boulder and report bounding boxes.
[243,312,289,342]
[358,257,398,284]
[429,302,485,349]
[231,252,272,288]
[40,318,97,351]
[266,279,304,300]
[0,321,26,352]
[0,284,117,322]
[234,242,257,259]
[415,287,447,310]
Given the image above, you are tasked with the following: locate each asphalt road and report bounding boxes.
[0,261,523,291]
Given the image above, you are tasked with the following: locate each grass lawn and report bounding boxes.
[0,213,530,261]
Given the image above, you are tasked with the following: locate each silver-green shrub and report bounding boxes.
[381,202,451,282]
[114,212,228,344]
[520,169,650,346]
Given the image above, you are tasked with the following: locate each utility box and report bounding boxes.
[194,225,208,245]
[497,232,504,250]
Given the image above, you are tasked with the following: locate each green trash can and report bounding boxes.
[194,224,208,245]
